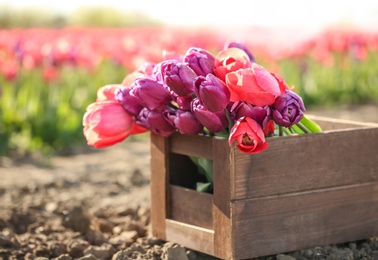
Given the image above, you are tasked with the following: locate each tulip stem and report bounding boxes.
[224,109,233,134]
[279,126,283,136]
[296,122,311,133]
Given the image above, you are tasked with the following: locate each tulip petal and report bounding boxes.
[252,64,281,96]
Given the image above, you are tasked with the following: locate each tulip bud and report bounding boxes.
[165,109,203,135]
[191,98,228,133]
[272,90,306,127]
[230,101,272,130]
[114,86,144,116]
[83,100,135,148]
[224,42,255,62]
[161,60,197,97]
[137,107,176,137]
[176,95,194,111]
[184,47,215,77]
[194,74,230,112]
[130,77,172,111]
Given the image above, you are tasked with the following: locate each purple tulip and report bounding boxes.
[160,60,197,97]
[272,90,306,127]
[137,107,176,137]
[230,101,272,129]
[165,109,203,135]
[130,77,172,111]
[194,74,230,112]
[224,42,255,62]
[114,86,143,116]
[176,95,194,111]
[191,98,228,133]
[184,47,215,77]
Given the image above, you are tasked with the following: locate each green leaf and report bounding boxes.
[189,156,213,187]
[196,182,212,193]
[300,115,323,133]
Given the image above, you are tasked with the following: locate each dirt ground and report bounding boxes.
[0,104,378,260]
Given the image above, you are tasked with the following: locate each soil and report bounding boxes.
[1,104,378,260]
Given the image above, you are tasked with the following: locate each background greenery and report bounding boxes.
[1,6,377,158]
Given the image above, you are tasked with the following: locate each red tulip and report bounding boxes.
[225,64,281,106]
[228,116,268,154]
[83,101,135,148]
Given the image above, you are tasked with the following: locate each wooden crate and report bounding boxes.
[150,116,378,260]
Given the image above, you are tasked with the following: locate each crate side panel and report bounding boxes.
[233,127,378,199]
[232,182,378,259]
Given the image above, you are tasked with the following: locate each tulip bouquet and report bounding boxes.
[82,42,321,191]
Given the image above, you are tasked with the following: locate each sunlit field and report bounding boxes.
[1,26,377,156]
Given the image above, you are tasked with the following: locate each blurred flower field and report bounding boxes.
[1,26,377,157]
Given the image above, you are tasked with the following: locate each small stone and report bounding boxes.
[48,241,67,257]
[77,254,98,260]
[302,249,313,258]
[112,250,130,260]
[162,246,189,260]
[51,254,72,260]
[62,207,91,234]
[186,249,197,260]
[67,239,90,258]
[84,244,116,260]
[130,169,148,186]
[276,254,296,260]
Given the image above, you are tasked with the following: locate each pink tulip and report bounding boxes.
[214,47,251,82]
[225,64,281,106]
[83,100,135,148]
[228,116,268,154]
[96,84,122,101]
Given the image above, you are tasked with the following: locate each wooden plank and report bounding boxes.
[232,182,378,259]
[165,219,215,256]
[307,115,378,131]
[232,127,378,199]
[169,185,213,229]
[212,137,233,259]
[170,133,213,159]
[150,133,168,239]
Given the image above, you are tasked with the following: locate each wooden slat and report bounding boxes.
[212,137,233,259]
[307,115,378,131]
[150,133,168,239]
[232,182,378,259]
[165,219,214,256]
[169,185,213,229]
[232,127,378,199]
[170,133,213,159]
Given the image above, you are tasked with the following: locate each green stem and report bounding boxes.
[283,127,292,136]
[224,108,233,134]
[279,126,283,136]
[295,121,311,134]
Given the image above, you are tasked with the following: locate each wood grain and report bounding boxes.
[232,182,378,259]
[213,137,233,259]
[170,133,213,159]
[150,133,168,239]
[232,127,378,199]
[165,219,214,256]
[169,185,213,229]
